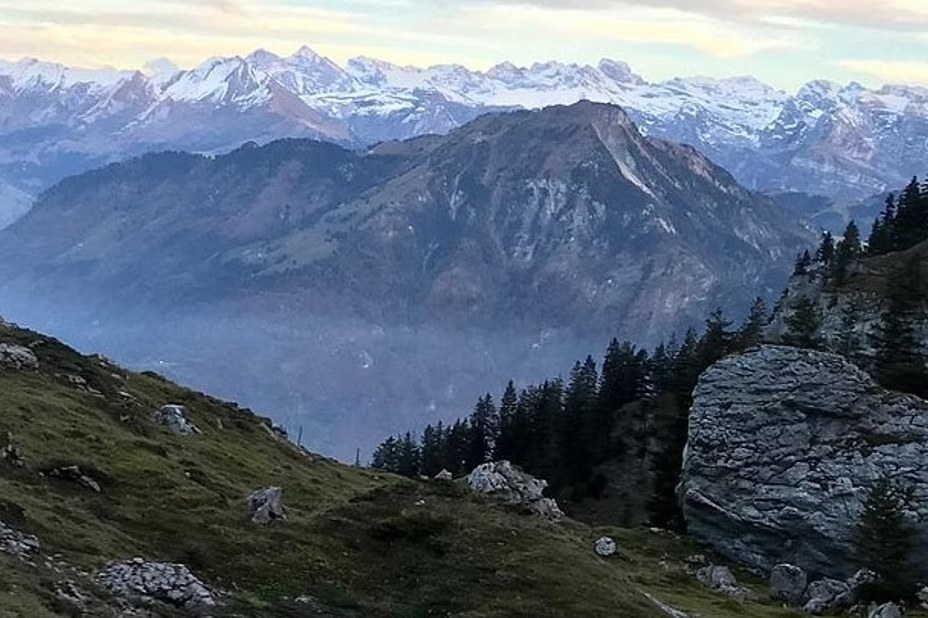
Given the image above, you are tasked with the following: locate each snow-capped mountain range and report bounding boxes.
[2,46,928,227]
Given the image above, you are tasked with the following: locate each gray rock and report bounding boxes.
[681,345,928,577]
[0,432,24,467]
[0,343,38,370]
[697,565,737,589]
[433,469,453,481]
[248,486,285,524]
[869,602,902,618]
[95,560,216,614]
[154,405,200,435]
[696,565,754,601]
[802,578,850,615]
[0,519,39,559]
[770,563,808,606]
[47,464,102,492]
[919,584,928,609]
[467,461,564,521]
[594,536,616,557]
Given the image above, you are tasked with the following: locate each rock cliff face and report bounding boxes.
[768,241,928,360]
[681,345,928,578]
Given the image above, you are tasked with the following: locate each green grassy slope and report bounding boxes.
[0,321,804,617]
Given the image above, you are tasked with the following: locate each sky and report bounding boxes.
[0,0,927,91]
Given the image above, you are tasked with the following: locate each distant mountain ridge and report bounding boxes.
[2,47,927,227]
[0,102,815,457]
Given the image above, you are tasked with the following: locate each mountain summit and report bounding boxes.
[0,102,814,457]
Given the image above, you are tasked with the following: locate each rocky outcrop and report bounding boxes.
[767,242,928,361]
[154,405,201,435]
[769,563,807,606]
[248,486,285,524]
[46,464,103,492]
[801,578,851,615]
[0,343,38,370]
[869,602,902,618]
[467,461,564,521]
[695,565,753,601]
[0,520,39,560]
[95,559,217,613]
[434,469,453,481]
[681,345,928,578]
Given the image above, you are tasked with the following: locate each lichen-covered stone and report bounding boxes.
[154,404,201,435]
[594,536,616,557]
[0,520,39,559]
[0,343,38,370]
[467,461,564,521]
[248,486,285,524]
[681,345,928,578]
[95,559,216,614]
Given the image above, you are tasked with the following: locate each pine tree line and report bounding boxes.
[372,299,770,529]
[783,206,928,397]
[867,176,928,256]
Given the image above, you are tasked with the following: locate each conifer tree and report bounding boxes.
[783,296,821,349]
[835,299,863,361]
[736,297,768,351]
[371,436,400,472]
[815,231,835,265]
[420,424,444,477]
[853,476,917,602]
[868,194,897,255]
[793,250,813,275]
[833,220,861,283]
[467,394,499,469]
[561,357,598,485]
[892,177,926,251]
[494,381,519,460]
[874,259,928,396]
[397,432,421,478]
[700,308,734,367]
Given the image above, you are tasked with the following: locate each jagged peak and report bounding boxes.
[597,58,646,85]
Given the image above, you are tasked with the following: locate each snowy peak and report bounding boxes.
[0,58,131,93]
[3,47,928,206]
[163,56,271,106]
[597,59,645,86]
[142,58,180,85]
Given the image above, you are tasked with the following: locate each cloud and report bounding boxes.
[838,59,928,86]
[473,0,928,31]
[453,4,809,58]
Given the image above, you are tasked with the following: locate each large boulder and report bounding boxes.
[467,461,564,520]
[869,602,903,618]
[802,578,850,615]
[95,559,216,613]
[0,343,38,370]
[769,563,807,606]
[681,345,928,577]
[248,486,285,524]
[695,565,753,601]
[594,536,616,557]
[154,404,201,435]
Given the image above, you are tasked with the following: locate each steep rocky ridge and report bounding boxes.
[681,345,928,578]
[0,102,812,338]
[0,102,814,458]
